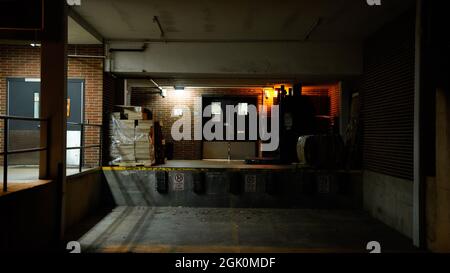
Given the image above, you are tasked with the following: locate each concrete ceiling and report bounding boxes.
[68,16,102,44]
[71,0,415,42]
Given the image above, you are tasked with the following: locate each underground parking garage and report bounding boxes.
[0,0,449,262]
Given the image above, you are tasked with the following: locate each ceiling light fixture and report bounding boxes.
[161,89,167,98]
[25,78,40,82]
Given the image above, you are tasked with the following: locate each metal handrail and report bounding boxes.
[0,115,47,122]
[66,122,103,173]
[0,147,47,156]
[67,121,102,128]
[1,115,48,192]
[66,145,101,150]
[1,115,103,192]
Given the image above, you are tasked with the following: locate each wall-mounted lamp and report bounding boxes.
[161,88,167,98]
[264,88,276,99]
[174,86,186,98]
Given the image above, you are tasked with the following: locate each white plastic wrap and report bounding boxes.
[110,115,154,165]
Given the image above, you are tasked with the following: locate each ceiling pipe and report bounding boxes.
[106,38,316,44]
[149,78,164,97]
[109,44,147,52]
[303,17,323,41]
[153,16,165,39]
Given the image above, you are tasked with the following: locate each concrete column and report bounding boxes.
[413,0,428,248]
[39,0,68,242]
[432,88,450,251]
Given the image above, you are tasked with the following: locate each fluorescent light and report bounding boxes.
[30,43,41,47]
[25,78,40,82]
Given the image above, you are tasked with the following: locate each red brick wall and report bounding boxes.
[67,46,104,167]
[131,88,265,160]
[0,44,104,167]
[328,84,341,121]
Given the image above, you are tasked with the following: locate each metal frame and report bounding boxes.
[0,115,48,192]
[1,116,102,192]
[66,122,103,173]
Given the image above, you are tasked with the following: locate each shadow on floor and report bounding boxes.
[64,206,115,245]
[74,206,419,253]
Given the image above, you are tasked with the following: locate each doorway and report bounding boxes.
[7,78,84,166]
[202,95,258,160]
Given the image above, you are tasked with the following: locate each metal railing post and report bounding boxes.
[99,127,103,167]
[79,123,85,173]
[3,119,8,192]
[0,116,50,189]
[1,117,101,182]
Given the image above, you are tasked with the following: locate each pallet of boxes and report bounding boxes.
[109,106,165,166]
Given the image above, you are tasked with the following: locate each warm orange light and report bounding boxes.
[263,88,276,99]
[273,84,293,96]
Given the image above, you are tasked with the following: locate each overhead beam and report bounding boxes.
[107,38,338,43]
[108,42,363,78]
[68,7,103,43]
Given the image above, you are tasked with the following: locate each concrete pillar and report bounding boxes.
[413,0,424,247]
[39,0,68,243]
[429,88,450,252]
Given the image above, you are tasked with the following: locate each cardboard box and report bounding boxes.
[110,112,156,165]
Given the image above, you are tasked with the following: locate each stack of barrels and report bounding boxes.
[297,134,344,169]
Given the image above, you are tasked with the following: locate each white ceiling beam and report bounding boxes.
[109,41,363,78]
[68,7,104,44]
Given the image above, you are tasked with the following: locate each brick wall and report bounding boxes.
[130,85,341,160]
[131,88,265,160]
[0,44,104,167]
[328,84,341,121]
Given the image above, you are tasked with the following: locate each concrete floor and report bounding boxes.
[77,206,416,253]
